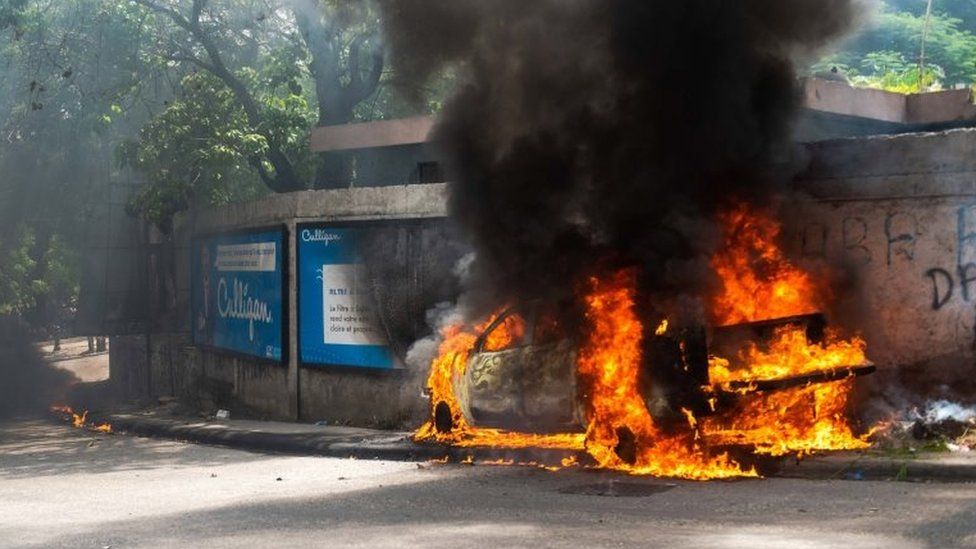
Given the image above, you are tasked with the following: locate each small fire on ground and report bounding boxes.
[416,205,874,480]
[50,405,112,433]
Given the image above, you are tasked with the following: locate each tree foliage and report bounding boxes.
[815,1,976,91]
[0,225,76,324]
[123,0,393,197]
[0,0,451,332]
[122,61,317,228]
[0,0,152,331]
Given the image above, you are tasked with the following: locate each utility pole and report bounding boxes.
[919,0,934,92]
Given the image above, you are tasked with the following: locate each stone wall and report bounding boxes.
[793,129,976,389]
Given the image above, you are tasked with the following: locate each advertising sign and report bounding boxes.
[298,224,395,369]
[191,228,285,361]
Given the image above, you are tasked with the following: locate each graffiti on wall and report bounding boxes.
[797,204,976,313]
[925,206,976,310]
[800,211,920,267]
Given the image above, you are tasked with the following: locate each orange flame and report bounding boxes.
[703,205,870,455]
[708,328,868,386]
[416,203,871,477]
[576,270,752,479]
[415,271,753,480]
[703,328,870,455]
[50,405,113,434]
[413,317,586,451]
[710,203,822,326]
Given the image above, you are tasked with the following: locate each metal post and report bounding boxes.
[919,0,934,92]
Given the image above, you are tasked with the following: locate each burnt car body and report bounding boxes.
[438,304,874,435]
[453,307,583,433]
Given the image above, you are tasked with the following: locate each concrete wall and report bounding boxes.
[795,79,976,142]
[126,129,976,425]
[142,183,459,425]
[801,78,976,125]
[110,335,149,399]
[354,144,443,187]
[793,129,976,383]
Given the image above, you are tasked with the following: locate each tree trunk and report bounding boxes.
[292,0,383,189]
[315,109,356,189]
[315,152,354,189]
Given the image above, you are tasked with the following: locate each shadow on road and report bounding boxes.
[9,445,971,548]
[0,419,267,480]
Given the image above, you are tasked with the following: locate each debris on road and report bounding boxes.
[50,405,112,433]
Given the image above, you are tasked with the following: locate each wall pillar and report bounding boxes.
[287,220,300,420]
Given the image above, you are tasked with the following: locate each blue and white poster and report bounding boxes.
[191,228,285,361]
[298,225,395,369]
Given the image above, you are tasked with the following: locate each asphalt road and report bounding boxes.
[2,419,976,548]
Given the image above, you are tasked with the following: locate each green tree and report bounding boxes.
[0,0,156,330]
[0,0,27,30]
[39,234,79,344]
[25,0,452,232]
[0,226,41,316]
[0,0,459,338]
[0,224,76,338]
[815,1,976,90]
[887,0,976,33]
[122,64,316,230]
[129,0,388,193]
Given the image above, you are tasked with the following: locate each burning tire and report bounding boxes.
[434,401,455,434]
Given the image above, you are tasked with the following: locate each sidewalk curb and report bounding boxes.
[100,414,581,465]
[91,414,976,481]
[776,454,976,482]
[104,414,439,461]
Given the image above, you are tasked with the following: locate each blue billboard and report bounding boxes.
[191,228,285,361]
[298,224,395,369]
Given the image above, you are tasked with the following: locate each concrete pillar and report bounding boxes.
[287,220,300,420]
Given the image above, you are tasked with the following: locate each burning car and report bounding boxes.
[417,207,878,479]
[434,303,875,447]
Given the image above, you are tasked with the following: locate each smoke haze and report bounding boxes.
[381,0,866,322]
[0,317,76,418]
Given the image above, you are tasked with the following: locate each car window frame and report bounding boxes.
[473,304,538,353]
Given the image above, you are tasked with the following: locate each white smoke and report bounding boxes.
[405,253,478,374]
[916,400,976,424]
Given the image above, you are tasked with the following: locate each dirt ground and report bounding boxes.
[36,337,109,383]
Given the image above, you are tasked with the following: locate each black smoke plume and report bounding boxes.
[381,0,864,320]
[0,317,76,418]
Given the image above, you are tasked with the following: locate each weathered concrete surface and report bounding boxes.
[802,78,976,125]
[135,184,460,426]
[297,366,428,428]
[310,116,435,152]
[793,129,976,384]
[95,412,577,464]
[6,418,976,549]
[103,413,436,461]
[183,183,448,234]
[110,334,150,400]
[803,78,908,124]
